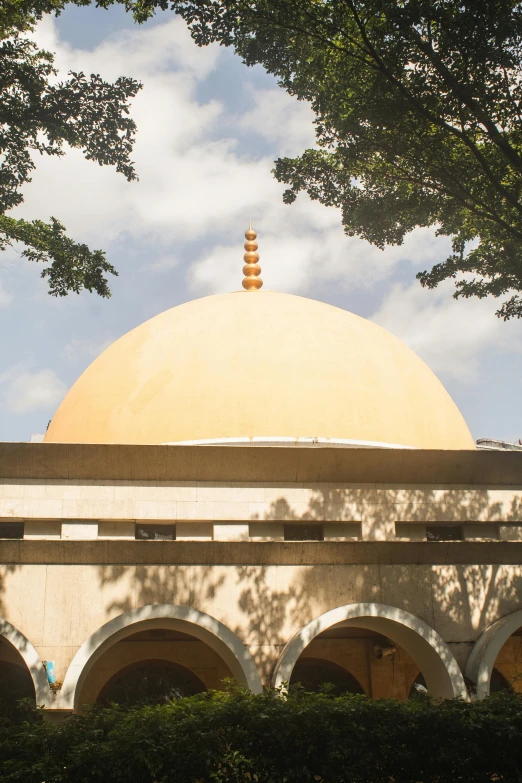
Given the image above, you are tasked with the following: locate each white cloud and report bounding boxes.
[0,366,67,414]
[18,17,227,241]
[34,14,220,80]
[17,15,457,303]
[64,336,113,363]
[371,280,522,382]
[238,88,316,155]
[190,217,453,296]
[21,14,437,292]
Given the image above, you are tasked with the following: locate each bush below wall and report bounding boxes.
[1,688,522,782]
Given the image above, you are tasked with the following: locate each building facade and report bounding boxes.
[1,230,521,716]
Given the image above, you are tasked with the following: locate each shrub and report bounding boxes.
[1,688,522,782]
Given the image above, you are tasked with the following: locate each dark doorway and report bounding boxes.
[290,657,365,696]
[98,659,207,706]
[0,662,35,706]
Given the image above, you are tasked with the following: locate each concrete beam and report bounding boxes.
[0,443,521,485]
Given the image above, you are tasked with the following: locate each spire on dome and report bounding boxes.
[242,222,263,290]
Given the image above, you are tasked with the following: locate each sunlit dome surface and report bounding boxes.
[44,290,475,449]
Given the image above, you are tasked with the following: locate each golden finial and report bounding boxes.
[242,223,263,291]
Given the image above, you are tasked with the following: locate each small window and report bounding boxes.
[284,524,324,541]
[426,525,462,541]
[135,524,176,541]
[395,523,426,541]
[0,522,24,539]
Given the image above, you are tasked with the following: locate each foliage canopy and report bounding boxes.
[8,0,522,313]
[0,0,141,296]
[1,688,522,782]
[118,0,522,318]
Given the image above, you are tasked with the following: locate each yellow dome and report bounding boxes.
[45,291,474,449]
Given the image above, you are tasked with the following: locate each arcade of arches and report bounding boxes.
[1,613,522,710]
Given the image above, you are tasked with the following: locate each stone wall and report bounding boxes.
[1,444,521,711]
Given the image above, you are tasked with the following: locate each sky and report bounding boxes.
[0,4,521,444]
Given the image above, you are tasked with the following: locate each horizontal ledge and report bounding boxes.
[0,443,522,485]
[2,540,522,566]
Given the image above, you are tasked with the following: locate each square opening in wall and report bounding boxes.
[0,521,24,539]
[426,525,463,541]
[284,523,324,541]
[135,523,176,541]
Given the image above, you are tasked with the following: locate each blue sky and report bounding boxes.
[0,4,521,443]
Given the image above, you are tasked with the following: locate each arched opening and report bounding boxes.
[490,667,514,693]
[98,659,207,706]
[0,659,35,707]
[59,605,263,711]
[0,620,49,708]
[466,611,522,698]
[77,627,233,706]
[290,657,364,696]
[273,603,467,700]
[289,626,430,700]
[488,628,522,694]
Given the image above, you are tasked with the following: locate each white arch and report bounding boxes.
[58,604,262,710]
[465,609,522,699]
[0,617,50,706]
[272,603,467,700]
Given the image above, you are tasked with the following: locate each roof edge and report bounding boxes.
[0,443,521,485]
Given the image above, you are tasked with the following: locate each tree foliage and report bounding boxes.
[0,1,141,296]
[1,689,522,782]
[119,0,522,318]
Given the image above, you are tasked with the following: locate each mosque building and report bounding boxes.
[0,227,522,715]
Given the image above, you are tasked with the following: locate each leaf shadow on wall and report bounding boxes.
[94,485,522,688]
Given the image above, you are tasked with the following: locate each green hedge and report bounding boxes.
[1,689,522,782]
